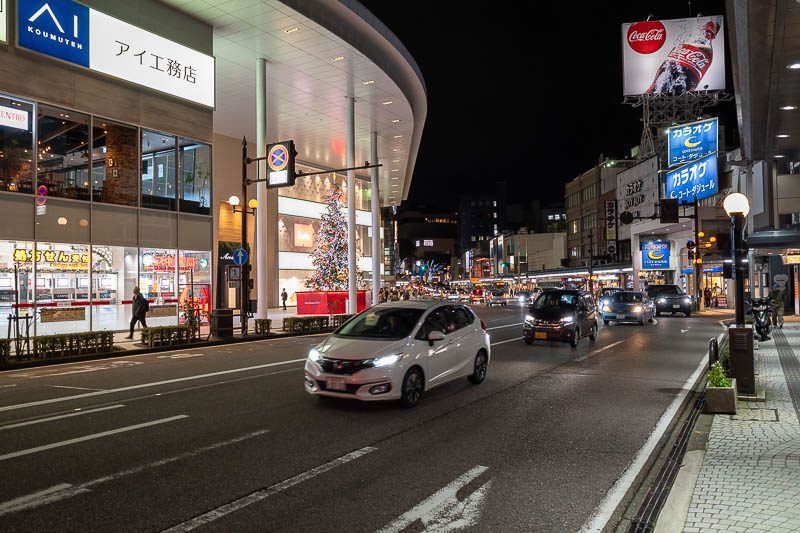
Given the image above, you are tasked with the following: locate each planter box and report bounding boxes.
[706,378,737,414]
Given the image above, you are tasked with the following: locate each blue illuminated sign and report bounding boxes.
[665,152,718,203]
[18,0,89,67]
[667,118,718,167]
[642,241,670,270]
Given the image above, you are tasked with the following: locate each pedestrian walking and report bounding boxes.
[281,288,288,311]
[126,286,148,339]
[704,286,712,308]
[770,281,785,329]
[712,283,720,307]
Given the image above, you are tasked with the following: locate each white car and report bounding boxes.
[304,301,491,407]
[486,291,507,307]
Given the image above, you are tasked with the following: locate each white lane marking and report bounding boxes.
[490,337,524,347]
[0,384,17,389]
[574,340,626,362]
[49,385,105,391]
[0,415,188,462]
[0,484,88,514]
[681,329,690,333]
[16,360,144,379]
[486,323,523,331]
[162,446,377,532]
[377,465,491,533]
[157,353,204,359]
[0,404,125,431]
[0,429,270,517]
[579,324,726,533]
[0,358,307,413]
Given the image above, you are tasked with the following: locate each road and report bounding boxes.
[0,303,722,532]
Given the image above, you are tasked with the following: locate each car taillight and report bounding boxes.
[480,319,487,330]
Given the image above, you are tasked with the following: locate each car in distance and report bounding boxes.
[647,284,693,316]
[486,290,507,307]
[601,291,654,325]
[523,290,598,347]
[516,291,533,305]
[304,301,490,408]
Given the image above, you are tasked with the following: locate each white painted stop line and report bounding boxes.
[377,465,492,533]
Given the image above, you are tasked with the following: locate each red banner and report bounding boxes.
[296,291,367,315]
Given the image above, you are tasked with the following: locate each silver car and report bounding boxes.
[486,290,507,307]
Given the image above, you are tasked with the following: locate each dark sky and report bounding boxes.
[359,0,734,211]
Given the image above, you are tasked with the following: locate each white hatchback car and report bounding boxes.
[304,301,491,407]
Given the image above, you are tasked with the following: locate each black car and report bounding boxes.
[646,284,693,316]
[523,290,598,347]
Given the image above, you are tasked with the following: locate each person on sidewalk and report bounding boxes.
[126,287,148,339]
[281,288,288,311]
[712,283,720,307]
[770,281,785,329]
[704,286,712,308]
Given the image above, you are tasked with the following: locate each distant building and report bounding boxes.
[489,231,567,277]
[396,207,458,275]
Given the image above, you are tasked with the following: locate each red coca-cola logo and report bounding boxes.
[627,21,666,54]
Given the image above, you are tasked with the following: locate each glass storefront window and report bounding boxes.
[179,139,211,215]
[35,242,91,335]
[92,245,138,333]
[93,119,139,206]
[141,130,176,211]
[0,240,34,338]
[178,250,211,324]
[0,95,34,194]
[37,105,90,201]
[139,247,178,325]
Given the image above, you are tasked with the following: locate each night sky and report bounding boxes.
[360,0,735,211]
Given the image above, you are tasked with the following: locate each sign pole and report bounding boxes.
[694,196,703,312]
[241,137,249,336]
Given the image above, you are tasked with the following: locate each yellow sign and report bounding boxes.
[785,255,800,265]
[14,249,89,270]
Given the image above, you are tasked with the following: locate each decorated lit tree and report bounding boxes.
[305,187,363,291]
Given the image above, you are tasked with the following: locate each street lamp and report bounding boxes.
[228,196,258,215]
[723,192,750,325]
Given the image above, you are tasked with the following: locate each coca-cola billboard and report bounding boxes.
[622,16,725,96]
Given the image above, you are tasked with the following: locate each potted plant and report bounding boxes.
[705,361,737,414]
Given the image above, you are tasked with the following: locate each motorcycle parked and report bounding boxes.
[750,297,773,342]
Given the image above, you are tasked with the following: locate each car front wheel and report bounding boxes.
[468,351,488,384]
[400,368,424,408]
[589,324,597,341]
[570,327,580,348]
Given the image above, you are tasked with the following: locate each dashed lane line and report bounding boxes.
[574,340,627,362]
[0,404,125,431]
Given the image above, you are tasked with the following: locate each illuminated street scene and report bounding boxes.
[0,0,798,532]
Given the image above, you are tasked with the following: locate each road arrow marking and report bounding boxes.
[377,465,492,533]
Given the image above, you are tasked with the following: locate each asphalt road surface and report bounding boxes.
[0,303,723,532]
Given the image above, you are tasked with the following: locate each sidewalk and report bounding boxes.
[668,323,800,532]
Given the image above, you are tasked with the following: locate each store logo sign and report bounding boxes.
[641,241,670,269]
[294,223,314,248]
[0,104,28,130]
[18,0,90,67]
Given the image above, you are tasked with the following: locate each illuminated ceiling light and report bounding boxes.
[780,105,797,110]
[391,169,399,172]
[57,217,68,225]
[392,148,400,152]
[79,219,88,227]
[391,177,399,180]
[382,101,393,105]
[787,62,800,69]
[392,159,400,163]
[774,154,785,158]
[285,27,299,33]
[362,80,375,85]
[391,119,401,123]
[393,135,403,138]
[777,134,791,138]
[331,56,345,62]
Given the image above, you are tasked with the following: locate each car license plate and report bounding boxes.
[535,331,547,339]
[327,377,346,391]
[673,304,680,309]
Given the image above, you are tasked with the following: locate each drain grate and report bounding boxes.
[774,329,800,419]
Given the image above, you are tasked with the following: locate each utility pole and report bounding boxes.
[693,196,703,312]
[588,229,594,296]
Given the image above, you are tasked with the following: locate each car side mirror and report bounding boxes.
[427,330,445,346]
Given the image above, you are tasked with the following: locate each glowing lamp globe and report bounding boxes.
[723,193,750,216]
[228,195,240,207]
[248,199,259,209]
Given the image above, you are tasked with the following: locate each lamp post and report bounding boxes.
[723,192,750,326]
[228,193,258,335]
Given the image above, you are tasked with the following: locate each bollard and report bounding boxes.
[709,337,719,370]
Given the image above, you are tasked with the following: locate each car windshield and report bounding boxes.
[613,292,643,303]
[492,291,503,296]
[653,285,682,295]
[518,291,530,297]
[531,292,576,309]
[335,308,424,339]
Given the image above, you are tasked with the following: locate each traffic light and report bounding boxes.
[660,199,679,224]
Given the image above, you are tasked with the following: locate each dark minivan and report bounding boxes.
[646,284,693,316]
[523,290,598,347]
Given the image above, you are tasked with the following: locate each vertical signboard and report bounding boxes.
[665,151,718,202]
[667,117,718,167]
[605,200,617,257]
[622,16,725,95]
[642,241,670,269]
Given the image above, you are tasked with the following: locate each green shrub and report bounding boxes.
[708,361,732,388]
[141,326,193,347]
[254,318,272,336]
[282,315,336,333]
[720,341,730,372]
[0,339,9,365]
[19,331,116,361]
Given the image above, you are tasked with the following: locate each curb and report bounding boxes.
[1,329,330,372]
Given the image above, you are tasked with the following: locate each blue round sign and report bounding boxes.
[232,248,248,265]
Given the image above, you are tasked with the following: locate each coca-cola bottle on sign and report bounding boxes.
[645,20,720,94]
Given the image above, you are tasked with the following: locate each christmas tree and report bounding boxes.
[305,187,362,291]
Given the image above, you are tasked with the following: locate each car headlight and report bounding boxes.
[373,353,406,367]
[633,305,642,313]
[560,316,574,324]
[602,305,611,312]
[657,298,666,304]
[525,314,535,323]
[308,348,322,362]
[683,297,691,304]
